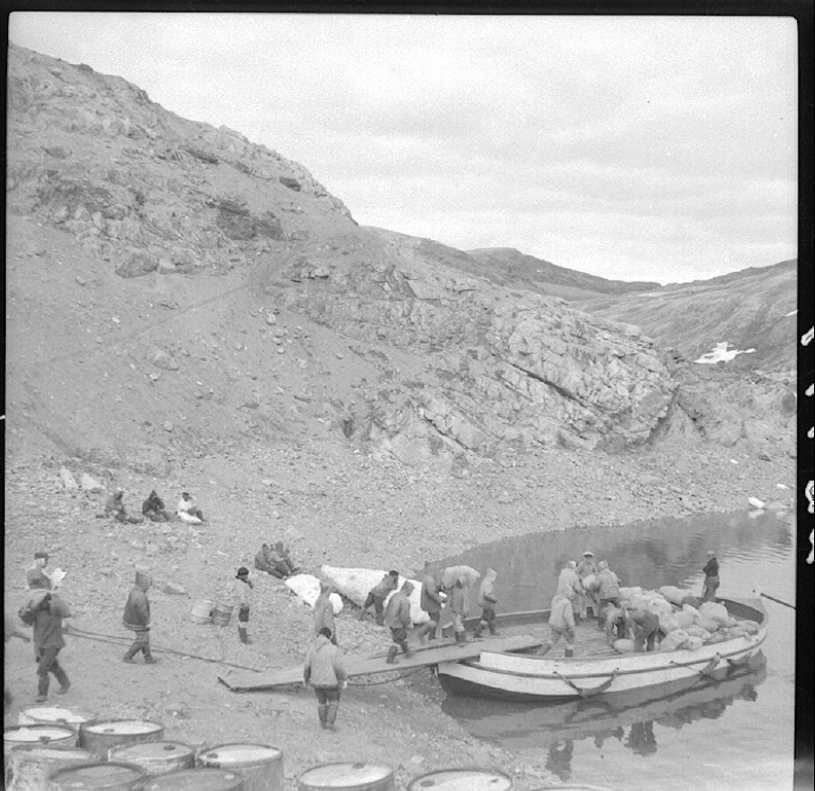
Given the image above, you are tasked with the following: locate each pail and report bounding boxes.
[297,762,394,791]
[79,718,164,758]
[212,603,234,627]
[17,704,96,731]
[4,745,94,791]
[197,743,284,791]
[406,768,514,791]
[191,599,214,624]
[108,740,196,775]
[47,761,146,790]
[143,768,245,790]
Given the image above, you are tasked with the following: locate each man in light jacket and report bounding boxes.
[538,592,576,658]
[416,561,445,643]
[473,568,499,638]
[303,627,347,730]
[122,570,156,664]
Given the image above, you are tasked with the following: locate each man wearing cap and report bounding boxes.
[701,550,720,602]
[24,578,72,701]
[177,491,205,523]
[27,552,53,590]
[576,551,600,621]
[230,567,254,644]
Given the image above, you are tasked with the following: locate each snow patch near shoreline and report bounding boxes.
[694,342,756,364]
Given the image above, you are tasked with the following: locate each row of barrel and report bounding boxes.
[3,706,542,791]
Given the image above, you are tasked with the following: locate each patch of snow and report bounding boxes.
[785,309,797,317]
[694,342,756,365]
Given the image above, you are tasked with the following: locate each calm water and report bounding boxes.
[423,510,796,791]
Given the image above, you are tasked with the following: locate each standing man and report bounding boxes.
[22,580,72,702]
[595,561,622,624]
[384,581,415,663]
[556,561,584,622]
[701,550,720,602]
[576,551,599,620]
[313,581,338,645]
[231,567,254,644]
[303,627,347,731]
[27,551,53,590]
[358,570,399,626]
[416,561,445,643]
[538,592,576,658]
[122,570,157,664]
[473,568,499,638]
[449,576,471,646]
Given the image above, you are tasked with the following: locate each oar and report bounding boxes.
[753,584,796,610]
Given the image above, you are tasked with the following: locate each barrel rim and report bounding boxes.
[79,717,165,734]
[4,723,78,739]
[141,766,244,789]
[108,739,196,759]
[406,765,514,788]
[46,759,148,780]
[7,743,95,759]
[198,741,284,762]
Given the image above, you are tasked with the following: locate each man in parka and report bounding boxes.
[384,580,414,663]
[105,489,144,524]
[473,568,499,638]
[230,566,254,644]
[122,570,156,664]
[595,561,622,625]
[449,576,471,646]
[359,569,399,626]
[416,561,445,643]
[303,627,347,730]
[538,592,576,658]
[701,550,720,602]
[313,580,338,645]
[23,579,72,702]
[142,490,173,522]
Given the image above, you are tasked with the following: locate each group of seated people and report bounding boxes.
[254,542,301,579]
[103,489,206,525]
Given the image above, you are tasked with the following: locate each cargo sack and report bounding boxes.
[674,611,696,630]
[659,629,689,652]
[613,638,634,653]
[658,586,687,606]
[685,636,704,650]
[699,601,729,627]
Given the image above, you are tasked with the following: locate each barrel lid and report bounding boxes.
[144,768,244,790]
[9,744,93,761]
[4,724,76,742]
[18,705,94,724]
[299,762,394,786]
[48,761,145,788]
[109,740,195,761]
[407,768,513,791]
[199,742,283,764]
[81,718,163,735]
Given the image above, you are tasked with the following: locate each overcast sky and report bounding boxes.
[9,13,798,284]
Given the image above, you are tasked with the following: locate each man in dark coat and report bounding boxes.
[142,490,173,522]
[122,570,156,664]
[702,550,720,601]
[22,580,72,702]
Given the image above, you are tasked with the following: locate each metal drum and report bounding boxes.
[143,768,245,790]
[79,719,164,758]
[17,704,96,732]
[47,761,146,790]
[4,745,94,791]
[211,603,234,626]
[197,743,284,791]
[406,768,514,791]
[297,762,395,790]
[108,740,196,776]
[4,724,77,771]
[191,599,214,624]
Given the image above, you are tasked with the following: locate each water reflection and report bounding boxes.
[441,659,767,758]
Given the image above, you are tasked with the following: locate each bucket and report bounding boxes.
[212,603,234,627]
[406,768,514,791]
[191,598,214,624]
[297,762,394,791]
[47,761,146,790]
[4,745,94,791]
[17,704,96,732]
[143,768,245,790]
[79,718,164,758]
[197,743,284,791]
[108,740,196,775]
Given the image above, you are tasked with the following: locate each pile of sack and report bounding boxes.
[612,585,760,653]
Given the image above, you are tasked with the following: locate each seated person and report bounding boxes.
[273,541,300,575]
[105,490,144,524]
[142,490,174,522]
[177,491,205,523]
[254,543,291,579]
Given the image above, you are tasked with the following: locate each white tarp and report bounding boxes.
[284,573,343,615]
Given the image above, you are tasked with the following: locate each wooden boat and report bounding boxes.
[437,597,767,702]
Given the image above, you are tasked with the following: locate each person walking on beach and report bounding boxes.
[231,567,254,644]
[20,580,72,701]
[473,568,499,638]
[384,581,415,663]
[359,570,399,626]
[701,550,720,601]
[416,561,445,643]
[303,627,347,731]
[122,570,157,664]
[313,581,338,645]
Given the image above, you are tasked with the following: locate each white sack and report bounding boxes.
[613,639,635,654]
[698,601,729,627]
[658,586,688,606]
[285,573,343,615]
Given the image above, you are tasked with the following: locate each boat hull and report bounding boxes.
[437,597,767,702]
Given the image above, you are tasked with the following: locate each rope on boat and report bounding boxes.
[668,654,721,681]
[553,668,619,698]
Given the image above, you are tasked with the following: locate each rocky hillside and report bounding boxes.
[6,42,796,479]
